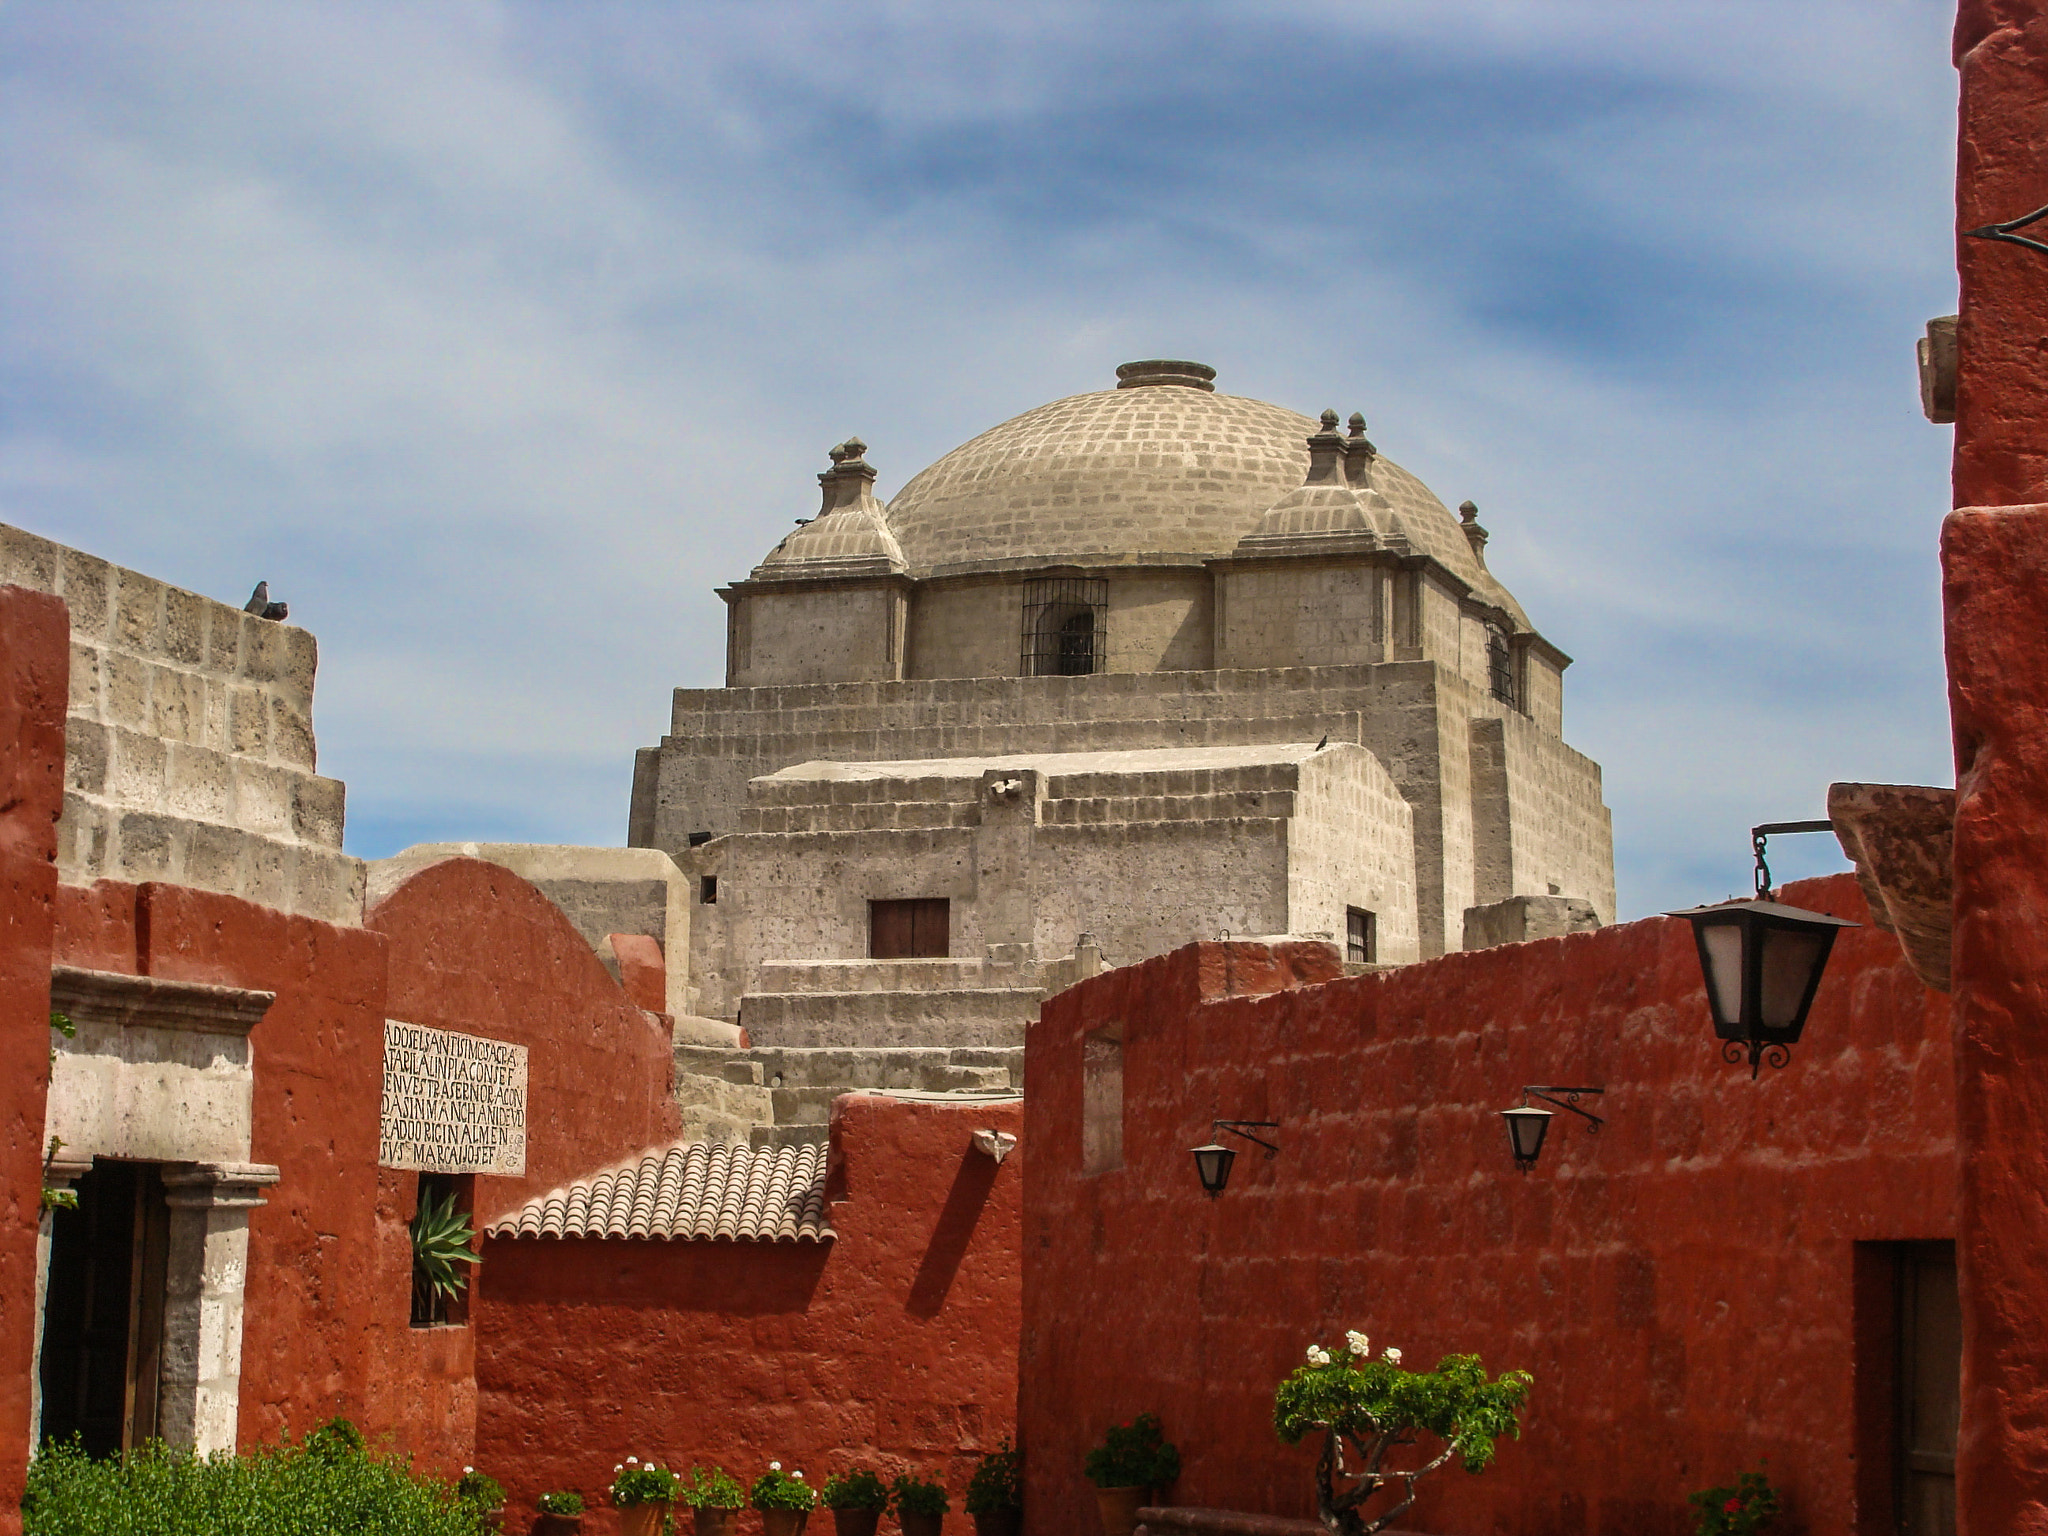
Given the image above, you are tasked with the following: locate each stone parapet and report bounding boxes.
[0,522,364,925]
[737,987,1038,1049]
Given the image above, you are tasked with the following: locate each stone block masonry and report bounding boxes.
[0,522,363,925]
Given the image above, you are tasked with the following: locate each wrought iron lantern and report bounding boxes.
[1190,1119,1279,1197]
[1499,1087,1603,1172]
[1668,820,1857,1078]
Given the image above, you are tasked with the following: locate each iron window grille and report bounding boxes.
[1487,624,1517,708]
[1021,576,1107,677]
[1346,907,1377,965]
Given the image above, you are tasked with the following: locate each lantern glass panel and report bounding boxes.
[1191,1142,1235,1196]
[1501,1106,1552,1163]
[1700,921,1745,1025]
[1759,924,1828,1028]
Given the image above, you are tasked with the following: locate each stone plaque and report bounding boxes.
[378,1020,528,1176]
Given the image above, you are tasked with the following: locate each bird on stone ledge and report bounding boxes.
[242,581,289,622]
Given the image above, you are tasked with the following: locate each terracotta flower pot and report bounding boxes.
[832,1510,882,1536]
[696,1508,742,1536]
[535,1515,584,1536]
[899,1511,945,1536]
[1094,1486,1147,1536]
[762,1511,811,1536]
[972,1511,1022,1536]
[621,1502,673,1536]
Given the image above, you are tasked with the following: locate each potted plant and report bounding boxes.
[1084,1414,1179,1536]
[753,1463,820,1536]
[683,1465,748,1536]
[456,1467,506,1531]
[1273,1330,1531,1536]
[614,1459,682,1536]
[889,1472,948,1536]
[536,1491,585,1536]
[1688,1465,1780,1535]
[965,1441,1023,1536]
[822,1467,892,1536]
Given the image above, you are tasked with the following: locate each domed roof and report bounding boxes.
[882,362,1525,623]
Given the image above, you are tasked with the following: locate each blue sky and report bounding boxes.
[0,2,1960,917]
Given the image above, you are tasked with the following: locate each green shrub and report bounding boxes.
[1689,1466,1779,1536]
[681,1466,746,1510]
[751,1465,819,1512]
[1083,1414,1179,1490]
[821,1469,891,1512]
[889,1473,948,1518]
[456,1468,504,1510]
[538,1490,585,1516]
[964,1441,1022,1515]
[612,1460,680,1507]
[22,1431,485,1536]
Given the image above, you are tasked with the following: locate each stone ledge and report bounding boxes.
[50,964,277,1035]
[1136,1509,1425,1536]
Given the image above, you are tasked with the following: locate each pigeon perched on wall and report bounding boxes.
[242,582,289,622]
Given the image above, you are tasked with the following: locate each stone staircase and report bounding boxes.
[674,1042,1024,1150]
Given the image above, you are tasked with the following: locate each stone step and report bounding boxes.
[1038,790,1296,825]
[749,1122,831,1152]
[737,988,1038,1048]
[742,801,979,834]
[674,1070,775,1144]
[751,958,1042,995]
[674,1043,1024,1092]
[769,1065,1016,1125]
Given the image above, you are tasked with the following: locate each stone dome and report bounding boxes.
[882,362,1524,623]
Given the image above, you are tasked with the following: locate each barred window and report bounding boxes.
[1487,623,1517,708]
[1346,907,1377,965]
[1022,576,1107,677]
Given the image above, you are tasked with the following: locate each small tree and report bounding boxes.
[1273,1331,1532,1536]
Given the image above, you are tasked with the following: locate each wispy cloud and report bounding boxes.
[0,0,1960,913]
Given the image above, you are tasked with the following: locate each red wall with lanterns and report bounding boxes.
[473,1093,1024,1535]
[1019,876,1951,1536]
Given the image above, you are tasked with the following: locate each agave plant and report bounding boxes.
[409,1187,480,1306]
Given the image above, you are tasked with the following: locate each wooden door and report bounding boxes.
[870,898,949,958]
[39,1160,168,1454]
[1899,1242,1959,1536]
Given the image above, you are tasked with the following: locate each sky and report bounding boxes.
[0,1,1961,919]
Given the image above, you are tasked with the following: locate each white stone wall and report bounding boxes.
[1103,570,1212,673]
[0,522,362,924]
[907,577,1020,679]
[727,584,905,686]
[1216,562,1382,670]
[1286,745,1420,964]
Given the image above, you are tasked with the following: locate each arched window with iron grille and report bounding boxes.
[1022,576,1107,677]
[1487,622,1517,708]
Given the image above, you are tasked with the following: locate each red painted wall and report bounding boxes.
[23,853,680,1479]
[1020,877,1951,1536]
[0,587,70,1536]
[1948,6,2048,1533]
[474,1093,1024,1534]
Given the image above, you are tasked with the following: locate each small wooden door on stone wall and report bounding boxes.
[870,898,950,959]
[1898,1241,1959,1536]
[39,1160,170,1455]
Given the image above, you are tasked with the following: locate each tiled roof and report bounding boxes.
[484,1141,833,1243]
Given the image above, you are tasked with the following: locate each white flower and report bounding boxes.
[1383,1348,1403,1365]
[615,1465,624,1474]
[464,1467,474,1476]
[793,1472,805,1481]
[628,1458,639,1466]
[1306,1344,1332,1366]
[770,1462,782,1472]
[1344,1331,1369,1357]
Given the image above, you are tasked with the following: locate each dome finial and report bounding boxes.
[818,438,879,515]
[1459,500,1490,560]
[1301,409,1348,487]
[1344,412,1376,486]
[1115,360,1218,392]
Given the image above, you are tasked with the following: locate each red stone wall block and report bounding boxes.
[473,1094,1024,1532]
[1020,879,1952,1536]
[1953,2,2048,508]
[1945,503,2048,1536]
[0,586,70,1536]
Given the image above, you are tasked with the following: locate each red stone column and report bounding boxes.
[0,586,71,1536]
[1949,8,2048,1532]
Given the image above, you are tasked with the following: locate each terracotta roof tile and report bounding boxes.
[485,1141,833,1244]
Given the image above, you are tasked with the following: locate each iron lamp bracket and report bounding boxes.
[1212,1119,1280,1159]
